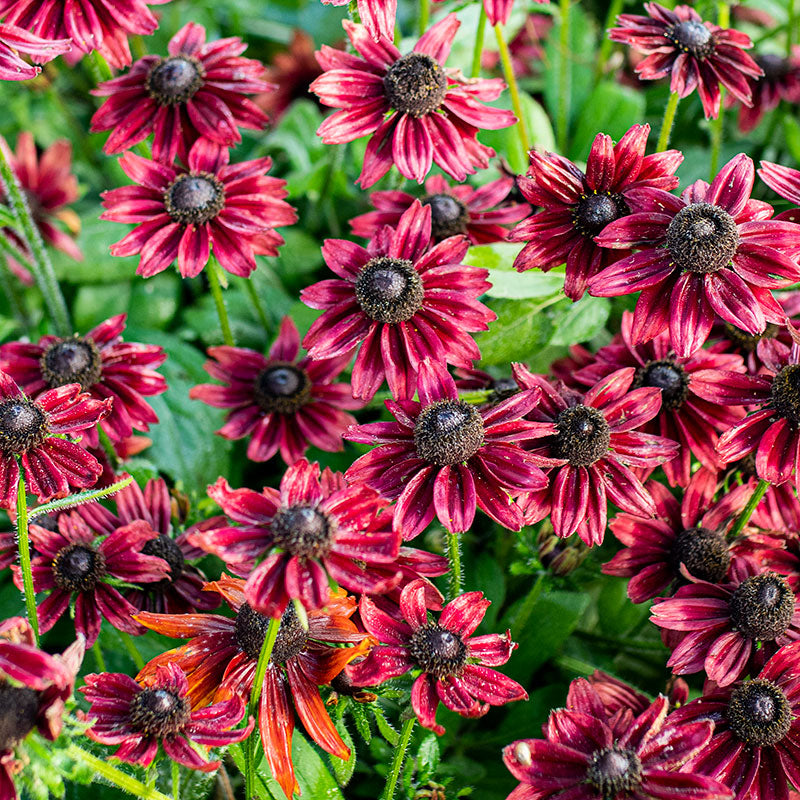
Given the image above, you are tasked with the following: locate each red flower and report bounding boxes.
[515,365,678,546]
[729,52,800,132]
[588,154,800,357]
[760,160,800,223]
[350,173,530,246]
[301,200,496,401]
[320,0,395,41]
[136,577,370,799]
[101,139,297,279]
[189,316,362,465]
[481,0,548,27]
[508,124,682,301]
[91,23,271,165]
[0,313,166,446]
[609,2,762,119]
[345,358,547,539]
[0,23,69,80]
[310,16,515,187]
[348,579,527,735]
[190,458,400,617]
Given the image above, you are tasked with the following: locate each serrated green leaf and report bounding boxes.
[548,296,610,346]
[329,717,356,787]
[486,269,564,299]
[417,734,440,781]
[473,298,555,365]
[349,701,373,744]
[374,705,400,746]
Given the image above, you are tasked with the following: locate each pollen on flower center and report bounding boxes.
[724,322,779,352]
[665,20,715,58]
[142,534,185,588]
[164,172,225,226]
[771,364,800,425]
[0,682,39,751]
[271,505,334,559]
[729,573,795,641]
[413,400,485,466]
[728,678,792,747]
[409,623,468,678]
[383,53,448,118]
[146,56,204,105]
[128,687,190,737]
[553,405,611,467]
[634,358,689,410]
[254,364,312,414]
[0,399,47,454]
[40,337,102,390]
[665,202,740,274]
[234,602,308,663]
[355,256,425,324]
[572,192,629,238]
[52,543,107,593]
[422,194,469,241]
[670,527,731,583]
[586,746,643,797]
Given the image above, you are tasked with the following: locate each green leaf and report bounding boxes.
[468,243,524,271]
[473,298,555,365]
[264,732,345,799]
[417,734,440,782]
[523,92,557,154]
[349,701,373,744]
[548,296,610,345]
[486,269,564,299]
[328,717,356,787]
[0,206,19,228]
[784,115,800,166]
[373,705,400,746]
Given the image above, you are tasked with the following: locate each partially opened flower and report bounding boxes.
[345,358,547,539]
[480,0,549,28]
[609,2,762,118]
[302,201,496,401]
[91,23,272,164]
[310,16,515,187]
[588,154,800,357]
[0,313,166,446]
[101,139,297,279]
[0,23,70,81]
[348,579,527,735]
[189,316,362,465]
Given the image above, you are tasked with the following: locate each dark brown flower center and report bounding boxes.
[234,602,308,663]
[665,203,740,274]
[253,364,311,414]
[142,534,185,588]
[666,20,715,58]
[408,623,467,679]
[670,527,731,583]
[771,364,800,426]
[758,54,792,82]
[729,573,795,641]
[383,53,447,117]
[0,682,39,751]
[422,194,469,241]
[0,399,47,454]
[724,321,779,352]
[634,358,689,411]
[728,679,792,747]
[271,505,334,559]
[586,745,642,797]
[355,257,424,324]
[414,400,484,466]
[164,173,224,226]
[572,192,629,238]
[553,404,610,467]
[40,337,102,391]
[52,543,107,593]
[146,56,204,105]
[129,687,190,737]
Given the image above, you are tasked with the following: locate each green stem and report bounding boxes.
[207,260,235,347]
[471,5,488,78]
[445,530,463,600]
[510,573,543,632]
[789,0,797,55]
[0,142,70,336]
[495,24,530,161]
[98,426,121,472]
[556,0,571,153]
[657,92,681,152]
[92,640,106,672]
[242,278,270,332]
[728,478,770,540]
[28,475,134,520]
[120,630,145,671]
[710,2,730,180]
[16,476,38,644]
[381,717,415,800]
[66,744,173,800]
[172,759,180,800]
[595,0,625,81]
[418,0,429,37]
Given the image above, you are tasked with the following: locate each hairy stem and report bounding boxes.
[657,92,681,152]
[557,0,571,153]
[446,530,463,600]
[16,476,38,644]
[728,478,770,540]
[381,716,416,800]
[471,4,488,78]
[495,24,530,160]
[207,260,235,347]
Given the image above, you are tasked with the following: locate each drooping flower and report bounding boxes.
[669,640,800,800]
[588,154,800,357]
[502,677,731,800]
[603,467,755,603]
[0,313,166,446]
[101,139,297,279]
[350,173,530,246]
[729,52,800,132]
[609,2,762,119]
[91,23,271,164]
[136,577,370,799]
[508,124,682,301]
[348,579,527,734]
[515,365,678,546]
[0,23,70,81]
[301,200,496,401]
[310,16,515,187]
[320,0,395,41]
[189,316,362,465]
[190,459,400,617]
[345,358,547,539]
[0,371,111,509]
